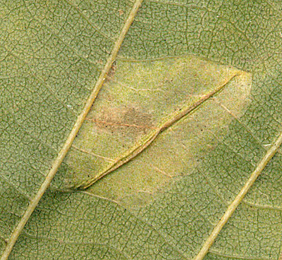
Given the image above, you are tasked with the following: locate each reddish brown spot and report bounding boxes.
[107,62,117,80]
[87,106,154,136]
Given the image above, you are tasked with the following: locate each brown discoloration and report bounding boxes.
[107,61,117,80]
[124,107,154,129]
[118,9,124,16]
[87,106,154,135]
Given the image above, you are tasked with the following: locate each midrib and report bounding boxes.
[77,72,241,189]
[0,1,143,259]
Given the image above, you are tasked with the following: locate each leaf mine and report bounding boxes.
[57,55,252,209]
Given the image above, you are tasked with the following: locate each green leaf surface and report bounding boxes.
[1,0,282,259]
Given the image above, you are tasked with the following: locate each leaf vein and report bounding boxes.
[0,0,144,259]
[194,131,282,260]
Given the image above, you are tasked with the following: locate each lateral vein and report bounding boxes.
[194,131,282,260]
[0,1,143,259]
[78,73,240,189]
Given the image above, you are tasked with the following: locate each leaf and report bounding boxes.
[1,0,282,260]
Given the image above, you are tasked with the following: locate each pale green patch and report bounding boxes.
[58,55,252,209]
